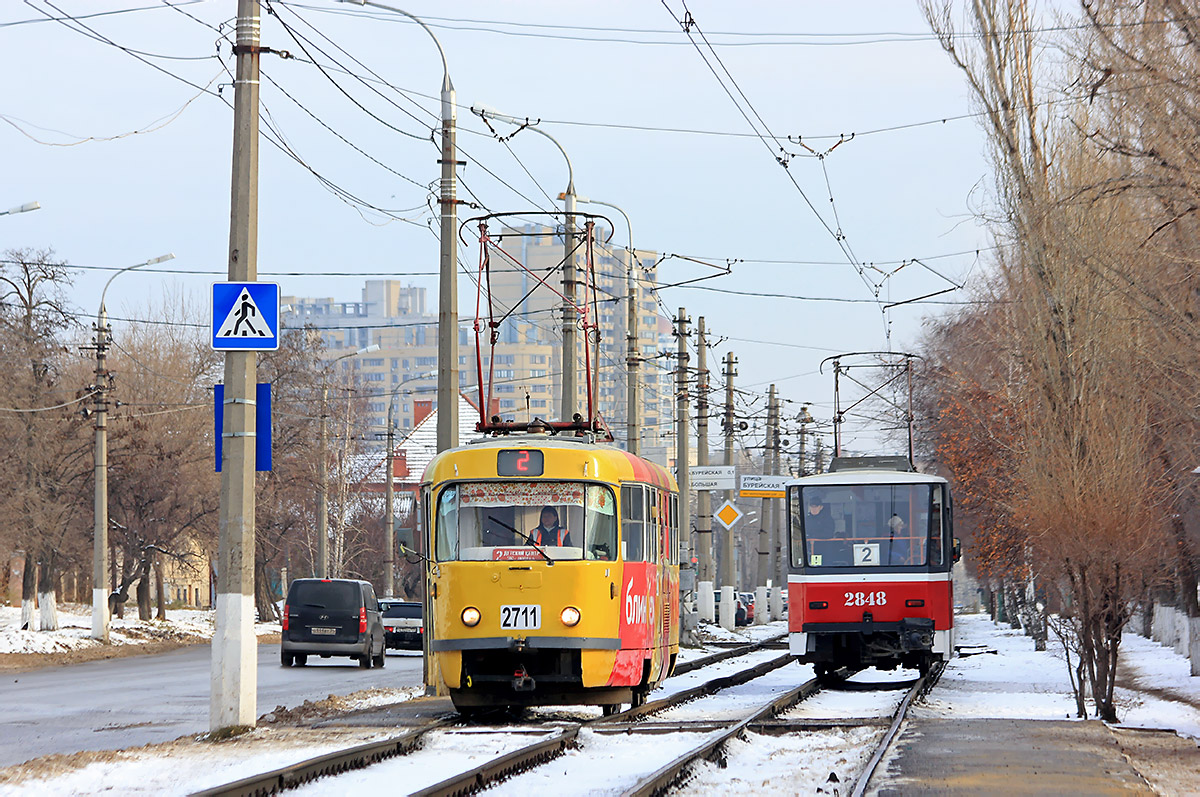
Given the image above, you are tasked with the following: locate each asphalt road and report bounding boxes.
[0,642,424,768]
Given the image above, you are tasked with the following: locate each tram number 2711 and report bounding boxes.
[500,604,541,630]
[844,591,887,607]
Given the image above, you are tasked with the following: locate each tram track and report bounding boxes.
[191,632,787,797]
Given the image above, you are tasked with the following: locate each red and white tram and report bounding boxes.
[787,457,958,676]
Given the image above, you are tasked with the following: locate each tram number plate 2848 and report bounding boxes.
[500,604,541,630]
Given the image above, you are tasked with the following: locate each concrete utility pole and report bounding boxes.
[798,404,812,477]
[562,185,578,422]
[433,23,459,455]
[90,253,175,643]
[318,382,330,578]
[719,351,737,630]
[674,309,690,567]
[756,385,776,624]
[578,197,638,453]
[344,1,459,454]
[212,0,261,732]
[695,318,714,623]
[384,403,396,598]
[91,312,110,644]
[772,392,785,618]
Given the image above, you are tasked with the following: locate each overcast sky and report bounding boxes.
[1,1,1022,455]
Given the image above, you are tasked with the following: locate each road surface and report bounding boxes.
[0,642,423,768]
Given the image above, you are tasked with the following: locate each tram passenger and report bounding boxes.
[807,492,851,566]
[886,514,909,565]
[529,506,574,547]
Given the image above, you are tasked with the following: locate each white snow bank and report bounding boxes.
[0,731,394,797]
[0,604,280,655]
[913,613,1200,738]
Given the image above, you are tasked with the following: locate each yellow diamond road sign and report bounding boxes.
[714,500,743,530]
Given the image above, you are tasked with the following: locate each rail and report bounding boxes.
[850,661,943,797]
[191,631,787,797]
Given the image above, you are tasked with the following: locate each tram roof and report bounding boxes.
[786,468,948,487]
[423,433,678,491]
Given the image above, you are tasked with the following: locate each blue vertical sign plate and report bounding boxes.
[212,282,280,350]
[215,383,272,472]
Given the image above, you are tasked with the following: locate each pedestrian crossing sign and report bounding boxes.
[211,282,280,351]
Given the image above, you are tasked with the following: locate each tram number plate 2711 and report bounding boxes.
[500,605,541,630]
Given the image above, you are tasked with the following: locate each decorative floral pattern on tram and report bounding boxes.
[459,482,586,507]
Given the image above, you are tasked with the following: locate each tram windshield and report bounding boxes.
[435,482,618,562]
[790,484,943,568]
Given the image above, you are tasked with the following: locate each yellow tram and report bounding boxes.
[421,434,680,714]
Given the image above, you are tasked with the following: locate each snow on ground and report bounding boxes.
[488,728,716,797]
[6,611,1197,796]
[675,618,786,665]
[0,729,396,797]
[289,728,560,796]
[912,613,1082,721]
[1117,628,1200,740]
[914,613,1200,740]
[655,660,813,722]
[0,604,279,654]
[685,726,884,796]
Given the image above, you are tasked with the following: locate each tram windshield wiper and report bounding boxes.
[488,515,555,566]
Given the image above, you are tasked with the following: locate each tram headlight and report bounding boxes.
[560,606,581,627]
[461,607,481,627]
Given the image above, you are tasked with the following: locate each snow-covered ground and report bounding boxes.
[0,604,280,655]
[3,612,1197,796]
[915,613,1200,740]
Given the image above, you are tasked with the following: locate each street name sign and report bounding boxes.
[212,282,280,351]
[739,475,789,498]
[687,465,736,491]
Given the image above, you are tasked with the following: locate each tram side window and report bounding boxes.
[585,484,617,561]
[648,489,660,562]
[436,486,459,561]
[929,489,944,566]
[621,485,645,561]
[670,494,679,564]
[788,487,804,568]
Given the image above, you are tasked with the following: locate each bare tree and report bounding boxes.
[0,248,90,631]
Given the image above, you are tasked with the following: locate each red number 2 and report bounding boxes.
[516,451,530,472]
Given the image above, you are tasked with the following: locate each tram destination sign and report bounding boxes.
[684,465,736,491]
[739,475,788,498]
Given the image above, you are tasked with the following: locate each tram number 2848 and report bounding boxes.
[844,591,887,607]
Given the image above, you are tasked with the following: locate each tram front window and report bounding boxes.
[435,482,617,562]
[790,484,934,568]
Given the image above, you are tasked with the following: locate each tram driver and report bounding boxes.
[529,505,574,548]
[805,491,852,566]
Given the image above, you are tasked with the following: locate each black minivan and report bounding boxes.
[281,578,386,668]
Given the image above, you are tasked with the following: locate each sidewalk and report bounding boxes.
[867,614,1200,795]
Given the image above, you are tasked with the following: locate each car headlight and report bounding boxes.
[560,606,581,627]
[461,607,481,627]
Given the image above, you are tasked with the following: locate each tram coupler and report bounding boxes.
[899,617,934,651]
[512,665,536,692]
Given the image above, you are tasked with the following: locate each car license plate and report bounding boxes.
[499,605,540,630]
[310,627,336,636]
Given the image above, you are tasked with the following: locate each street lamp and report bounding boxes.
[378,371,435,597]
[577,197,639,455]
[471,104,580,422]
[339,0,460,455]
[92,253,175,642]
[0,201,40,217]
[317,343,380,578]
